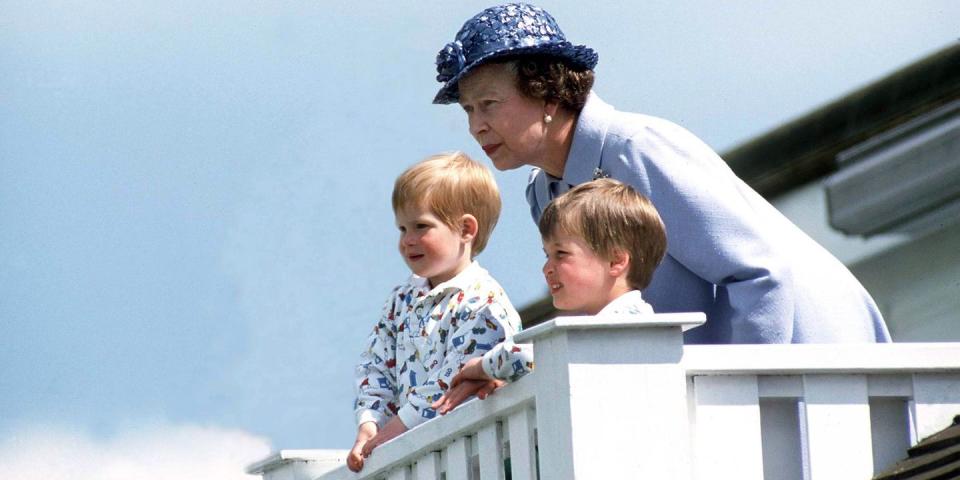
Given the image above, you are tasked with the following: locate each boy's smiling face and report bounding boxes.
[541,232,618,315]
[396,203,473,288]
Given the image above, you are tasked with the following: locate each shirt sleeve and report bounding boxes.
[395,294,517,429]
[481,337,534,382]
[354,290,401,427]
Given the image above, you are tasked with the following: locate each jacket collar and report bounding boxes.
[560,91,615,186]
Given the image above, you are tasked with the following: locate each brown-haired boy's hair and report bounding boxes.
[392,152,502,256]
[538,178,667,290]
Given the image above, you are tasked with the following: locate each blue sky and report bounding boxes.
[2,1,958,477]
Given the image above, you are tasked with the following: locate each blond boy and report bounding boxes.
[349,152,521,472]
[433,178,667,413]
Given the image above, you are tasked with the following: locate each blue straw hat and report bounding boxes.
[432,3,598,104]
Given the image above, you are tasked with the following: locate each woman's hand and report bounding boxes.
[360,417,408,459]
[347,421,378,472]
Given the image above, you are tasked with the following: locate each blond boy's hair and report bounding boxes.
[538,178,667,290]
[392,152,502,256]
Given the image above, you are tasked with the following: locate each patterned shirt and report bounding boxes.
[354,261,521,429]
[481,290,653,381]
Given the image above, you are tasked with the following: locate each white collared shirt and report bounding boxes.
[597,289,653,316]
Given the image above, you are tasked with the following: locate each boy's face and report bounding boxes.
[396,204,471,288]
[541,232,616,315]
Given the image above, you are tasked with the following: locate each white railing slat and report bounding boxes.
[870,397,911,475]
[759,399,803,480]
[444,437,471,480]
[912,373,960,441]
[507,408,537,480]
[386,465,412,480]
[802,374,873,479]
[414,451,440,480]
[477,423,505,480]
[693,375,764,480]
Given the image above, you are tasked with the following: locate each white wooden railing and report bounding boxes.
[247,313,960,480]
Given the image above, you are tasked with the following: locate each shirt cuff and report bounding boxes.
[397,404,426,430]
[481,347,499,379]
[356,409,385,428]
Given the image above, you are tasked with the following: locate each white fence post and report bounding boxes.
[514,313,705,480]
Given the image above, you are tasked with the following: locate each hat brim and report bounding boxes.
[432,43,597,105]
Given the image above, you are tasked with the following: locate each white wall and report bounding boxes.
[850,221,960,341]
[772,180,960,342]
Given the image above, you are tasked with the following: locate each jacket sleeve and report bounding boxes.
[619,123,796,342]
[395,294,517,429]
[481,337,534,382]
[354,290,401,427]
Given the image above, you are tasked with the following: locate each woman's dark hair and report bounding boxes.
[497,55,595,113]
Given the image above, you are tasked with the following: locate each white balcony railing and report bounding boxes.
[248,313,960,480]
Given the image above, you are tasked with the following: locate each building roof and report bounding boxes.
[873,415,960,480]
[724,42,960,198]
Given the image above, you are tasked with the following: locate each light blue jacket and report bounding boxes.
[527,93,890,344]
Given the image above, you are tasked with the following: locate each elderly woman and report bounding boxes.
[433,3,890,345]
[427,3,890,417]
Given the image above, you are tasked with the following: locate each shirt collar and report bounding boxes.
[598,290,648,315]
[409,261,486,299]
[560,91,615,187]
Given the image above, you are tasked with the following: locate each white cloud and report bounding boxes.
[0,423,272,480]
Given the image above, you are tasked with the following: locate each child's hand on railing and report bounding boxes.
[432,358,505,414]
[452,357,488,385]
[347,421,378,472]
[358,417,408,464]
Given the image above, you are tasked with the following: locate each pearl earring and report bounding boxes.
[544,114,553,124]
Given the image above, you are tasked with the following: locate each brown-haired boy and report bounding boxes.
[539,177,667,314]
[433,178,667,414]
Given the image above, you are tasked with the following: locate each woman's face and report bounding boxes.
[457,63,548,172]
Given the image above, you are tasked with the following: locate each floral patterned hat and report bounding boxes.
[432,3,598,104]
